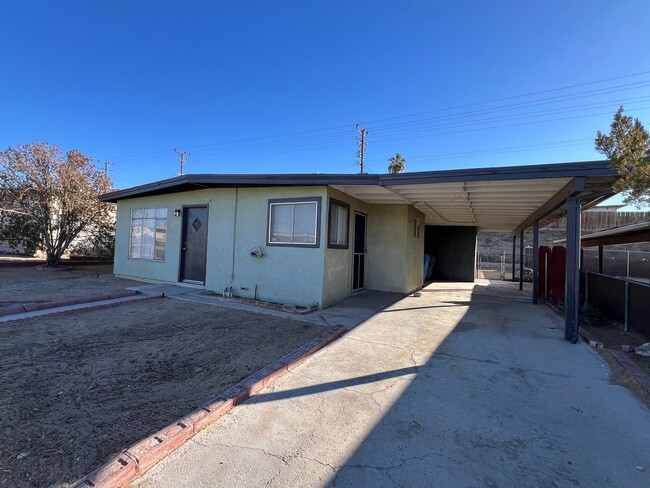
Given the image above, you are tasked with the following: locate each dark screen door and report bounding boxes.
[180,206,208,284]
[353,212,367,290]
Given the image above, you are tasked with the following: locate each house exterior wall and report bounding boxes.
[365,204,425,294]
[322,188,370,307]
[114,185,424,308]
[405,205,426,293]
[366,205,408,292]
[212,186,327,308]
[114,186,327,308]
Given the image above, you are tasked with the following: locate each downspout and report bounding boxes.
[225,188,238,297]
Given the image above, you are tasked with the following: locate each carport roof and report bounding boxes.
[101,160,619,233]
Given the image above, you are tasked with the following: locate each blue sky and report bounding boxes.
[1,1,649,208]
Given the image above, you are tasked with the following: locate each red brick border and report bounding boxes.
[574,323,650,399]
[70,324,348,488]
[207,295,318,315]
[0,291,139,318]
[0,259,112,268]
[577,327,603,348]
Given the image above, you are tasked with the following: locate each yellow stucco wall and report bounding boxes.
[114,185,424,309]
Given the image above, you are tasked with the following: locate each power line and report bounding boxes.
[100,71,650,172]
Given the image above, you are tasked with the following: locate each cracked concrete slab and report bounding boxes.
[130,281,650,488]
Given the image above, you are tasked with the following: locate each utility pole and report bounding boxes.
[174,149,191,175]
[356,125,368,174]
[99,160,113,175]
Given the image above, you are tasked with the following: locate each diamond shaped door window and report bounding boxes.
[192,218,202,232]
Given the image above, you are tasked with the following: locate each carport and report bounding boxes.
[332,160,620,342]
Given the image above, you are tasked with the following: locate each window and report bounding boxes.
[267,197,321,247]
[130,208,167,260]
[414,218,421,238]
[328,199,349,248]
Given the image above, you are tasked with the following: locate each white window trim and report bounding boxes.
[129,207,167,261]
[267,197,321,247]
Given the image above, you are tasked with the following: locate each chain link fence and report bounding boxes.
[478,247,534,281]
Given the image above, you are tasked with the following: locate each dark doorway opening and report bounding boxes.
[424,225,478,282]
[180,206,209,284]
[352,212,367,290]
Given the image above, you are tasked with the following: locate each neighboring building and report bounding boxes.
[101,161,618,314]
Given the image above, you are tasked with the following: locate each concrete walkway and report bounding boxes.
[128,283,402,329]
[131,281,650,487]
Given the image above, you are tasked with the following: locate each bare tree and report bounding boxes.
[0,142,114,267]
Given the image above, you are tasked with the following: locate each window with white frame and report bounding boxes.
[267,198,320,247]
[328,199,349,248]
[130,208,167,260]
[414,218,421,238]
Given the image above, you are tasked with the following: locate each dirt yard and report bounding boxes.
[0,265,139,308]
[582,322,650,404]
[0,298,324,487]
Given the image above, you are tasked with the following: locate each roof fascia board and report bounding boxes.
[100,160,616,203]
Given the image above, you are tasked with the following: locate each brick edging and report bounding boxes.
[577,328,603,348]
[575,326,650,398]
[0,260,113,268]
[207,295,318,315]
[0,291,139,317]
[610,350,650,397]
[70,324,348,488]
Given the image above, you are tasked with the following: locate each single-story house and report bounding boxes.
[101,160,619,340]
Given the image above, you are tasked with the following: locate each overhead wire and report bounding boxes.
[101,70,650,173]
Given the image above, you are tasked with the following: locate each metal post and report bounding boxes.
[532,220,539,304]
[512,234,517,281]
[519,230,524,291]
[565,195,581,342]
[544,253,549,301]
[598,245,603,274]
[580,249,584,270]
[626,251,630,278]
[623,281,630,332]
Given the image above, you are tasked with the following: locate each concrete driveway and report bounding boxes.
[131,282,650,487]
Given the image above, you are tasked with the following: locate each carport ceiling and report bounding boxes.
[332,178,574,231]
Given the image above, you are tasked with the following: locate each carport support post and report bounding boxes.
[598,245,604,273]
[519,230,524,291]
[512,234,517,281]
[532,220,539,304]
[565,194,582,342]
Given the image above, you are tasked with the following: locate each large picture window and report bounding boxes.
[328,199,349,249]
[130,208,167,260]
[267,197,321,247]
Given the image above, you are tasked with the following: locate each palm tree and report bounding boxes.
[387,153,406,173]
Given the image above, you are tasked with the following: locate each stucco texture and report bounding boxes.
[114,185,424,308]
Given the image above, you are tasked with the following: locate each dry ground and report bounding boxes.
[582,322,650,405]
[0,298,324,488]
[0,265,139,308]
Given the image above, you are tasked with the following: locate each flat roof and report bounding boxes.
[555,221,650,247]
[101,160,619,233]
